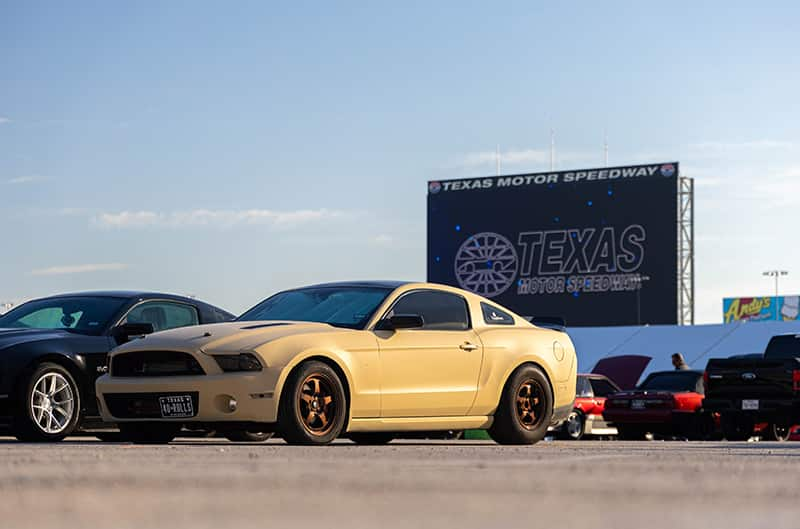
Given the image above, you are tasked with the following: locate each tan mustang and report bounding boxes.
[96,281,577,445]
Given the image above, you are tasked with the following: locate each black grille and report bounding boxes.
[111,351,205,377]
[104,392,199,419]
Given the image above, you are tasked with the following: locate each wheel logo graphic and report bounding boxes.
[660,163,675,177]
[454,232,518,298]
[428,181,442,194]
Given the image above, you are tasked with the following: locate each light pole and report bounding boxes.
[632,275,651,326]
[763,270,789,299]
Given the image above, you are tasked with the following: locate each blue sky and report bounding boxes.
[1,1,799,322]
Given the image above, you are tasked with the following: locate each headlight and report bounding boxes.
[213,353,263,372]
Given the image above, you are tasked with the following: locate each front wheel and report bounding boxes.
[119,423,180,444]
[764,422,792,442]
[225,431,274,443]
[278,361,347,445]
[488,365,553,445]
[558,410,585,440]
[13,363,81,442]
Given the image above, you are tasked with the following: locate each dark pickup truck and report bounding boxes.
[703,334,800,441]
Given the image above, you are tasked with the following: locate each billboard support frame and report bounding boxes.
[678,176,695,325]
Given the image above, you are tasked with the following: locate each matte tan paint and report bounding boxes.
[96,282,577,431]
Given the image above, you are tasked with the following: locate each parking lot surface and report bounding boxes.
[2,437,799,529]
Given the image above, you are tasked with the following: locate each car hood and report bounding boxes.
[0,327,77,351]
[114,321,347,355]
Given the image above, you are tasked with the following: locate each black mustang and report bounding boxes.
[0,291,237,442]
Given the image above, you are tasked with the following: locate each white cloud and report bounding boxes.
[0,117,9,124]
[30,263,129,276]
[6,175,41,184]
[92,208,351,229]
[450,148,597,171]
[372,234,393,245]
[689,139,795,156]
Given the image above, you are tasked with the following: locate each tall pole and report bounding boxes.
[603,129,608,166]
[550,128,555,171]
[495,144,500,176]
[763,270,788,299]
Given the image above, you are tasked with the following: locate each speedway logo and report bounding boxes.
[428,162,678,194]
[455,225,648,298]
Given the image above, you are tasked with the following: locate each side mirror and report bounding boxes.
[375,314,424,331]
[112,322,155,344]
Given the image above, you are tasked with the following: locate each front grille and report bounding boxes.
[104,392,199,419]
[111,351,205,377]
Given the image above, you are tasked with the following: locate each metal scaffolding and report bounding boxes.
[678,176,695,325]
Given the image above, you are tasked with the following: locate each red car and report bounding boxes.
[556,374,621,440]
[603,370,715,440]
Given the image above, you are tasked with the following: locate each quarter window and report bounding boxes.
[388,291,470,331]
[480,302,514,325]
[124,301,199,332]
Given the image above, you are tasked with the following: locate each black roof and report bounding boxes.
[294,281,412,290]
[37,291,198,301]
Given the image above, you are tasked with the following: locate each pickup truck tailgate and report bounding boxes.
[705,358,798,399]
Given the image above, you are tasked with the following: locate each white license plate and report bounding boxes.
[159,395,195,418]
[742,399,759,411]
[631,399,646,409]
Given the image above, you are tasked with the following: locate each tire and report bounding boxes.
[558,410,585,440]
[349,432,394,445]
[617,426,647,440]
[687,412,716,441]
[225,431,274,443]
[278,361,347,445]
[118,422,180,444]
[721,415,754,441]
[764,422,792,442]
[13,362,82,442]
[488,365,553,445]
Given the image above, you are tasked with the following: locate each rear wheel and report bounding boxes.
[349,432,395,445]
[558,410,585,440]
[225,431,274,443]
[278,361,347,445]
[764,422,791,442]
[488,365,553,445]
[119,422,180,444]
[13,363,81,442]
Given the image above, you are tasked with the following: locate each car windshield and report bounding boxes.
[639,372,701,393]
[0,296,128,336]
[238,286,393,330]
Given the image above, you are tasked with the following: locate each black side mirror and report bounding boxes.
[375,314,424,331]
[112,322,155,344]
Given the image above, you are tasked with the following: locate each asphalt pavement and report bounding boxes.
[2,437,799,529]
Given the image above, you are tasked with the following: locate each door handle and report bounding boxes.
[460,342,479,351]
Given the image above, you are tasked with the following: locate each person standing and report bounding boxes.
[672,353,690,370]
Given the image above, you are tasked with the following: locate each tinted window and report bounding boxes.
[589,378,618,397]
[239,287,392,330]
[124,301,199,332]
[0,296,127,335]
[388,291,470,331]
[481,302,514,325]
[639,372,702,393]
[576,376,593,398]
[764,335,800,360]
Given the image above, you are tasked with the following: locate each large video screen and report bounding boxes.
[427,162,679,326]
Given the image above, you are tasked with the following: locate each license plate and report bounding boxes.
[159,395,195,418]
[742,399,759,411]
[631,399,646,409]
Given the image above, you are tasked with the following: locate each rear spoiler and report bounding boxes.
[530,316,567,332]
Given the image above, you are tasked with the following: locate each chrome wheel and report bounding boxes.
[30,372,75,434]
[565,411,584,439]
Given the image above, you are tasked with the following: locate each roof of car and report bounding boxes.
[39,291,198,301]
[292,281,413,290]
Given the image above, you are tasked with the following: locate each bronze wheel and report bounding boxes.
[515,378,546,430]
[297,374,337,437]
[488,364,553,445]
[279,361,347,445]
